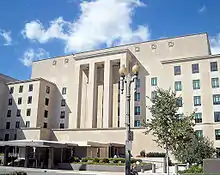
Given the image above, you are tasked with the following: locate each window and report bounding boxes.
[192,63,199,74]
[214,112,220,122]
[6,122,10,129]
[44,110,48,118]
[45,98,49,106]
[61,99,66,107]
[43,122,47,128]
[194,96,201,106]
[195,130,203,138]
[4,134,9,141]
[135,106,140,115]
[62,87,67,95]
[211,62,218,72]
[26,109,31,116]
[46,86,50,94]
[193,80,200,90]
[213,94,220,105]
[14,134,17,140]
[151,77,157,86]
[60,123,65,129]
[174,81,182,91]
[135,92,140,101]
[16,109,21,117]
[195,113,202,123]
[60,111,65,119]
[136,79,140,88]
[151,91,156,101]
[177,97,183,107]
[8,98,12,106]
[26,121,30,128]
[7,110,11,117]
[28,96,32,104]
[29,84,33,92]
[19,86,23,93]
[216,129,220,140]
[15,121,20,129]
[9,87,14,94]
[212,78,219,88]
[18,97,22,105]
[134,120,140,127]
[174,66,181,75]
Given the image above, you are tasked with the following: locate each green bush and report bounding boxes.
[101,158,109,163]
[73,156,80,162]
[81,157,88,162]
[178,165,203,174]
[146,152,166,157]
[140,150,146,157]
[93,158,100,163]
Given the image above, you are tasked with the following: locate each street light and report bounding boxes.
[119,63,140,175]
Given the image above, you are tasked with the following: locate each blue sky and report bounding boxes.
[0,0,220,80]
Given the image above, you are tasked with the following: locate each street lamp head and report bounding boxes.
[119,64,127,76]
[132,63,140,75]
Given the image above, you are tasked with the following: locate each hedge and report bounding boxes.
[145,152,166,157]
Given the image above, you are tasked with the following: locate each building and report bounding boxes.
[1,32,220,168]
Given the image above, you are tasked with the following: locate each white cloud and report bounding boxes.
[22,0,150,53]
[0,29,12,46]
[198,5,206,13]
[210,34,220,55]
[20,48,49,67]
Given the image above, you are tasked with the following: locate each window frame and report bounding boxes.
[194,96,201,106]
[174,66,181,75]
[174,81,182,91]
[213,94,220,105]
[62,87,67,95]
[151,77,157,86]
[26,109,31,116]
[46,86,50,94]
[214,112,220,122]
[19,86,23,93]
[211,62,218,72]
[212,78,219,88]
[16,109,21,117]
[44,110,48,118]
[134,106,140,115]
[192,63,199,74]
[45,98,49,106]
[18,97,22,105]
[61,99,66,107]
[195,113,202,123]
[28,84,33,92]
[216,129,220,140]
[193,80,200,90]
[27,96,32,104]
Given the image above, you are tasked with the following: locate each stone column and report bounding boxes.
[87,62,98,128]
[103,60,113,128]
[24,146,30,168]
[3,146,9,166]
[48,148,54,169]
[120,57,129,127]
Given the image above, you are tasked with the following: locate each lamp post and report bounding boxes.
[119,63,140,175]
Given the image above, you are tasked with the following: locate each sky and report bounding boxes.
[0,0,220,80]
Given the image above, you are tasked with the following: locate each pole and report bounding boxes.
[125,77,131,175]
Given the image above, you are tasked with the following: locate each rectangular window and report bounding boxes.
[43,122,47,128]
[216,129,220,140]
[60,111,65,119]
[135,92,140,101]
[4,134,9,141]
[44,110,48,118]
[214,112,220,122]
[18,97,22,105]
[136,79,140,88]
[61,99,66,107]
[6,122,10,129]
[213,94,220,105]
[62,87,67,95]
[26,121,30,128]
[195,130,203,138]
[8,98,12,106]
[193,80,200,90]
[211,62,218,72]
[28,96,32,104]
[175,81,182,91]
[19,86,23,93]
[151,91,156,101]
[7,110,11,117]
[151,77,157,86]
[45,98,49,106]
[14,134,17,140]
[60,123,65,129]
[195,113,202,123]
[192,63,199,74]
[194,96,201,106]
[135,106,140,115]
[9,87,14,94]
[16,109,21,117]
[29,84,33,92]
[26,109,31,116]
[15,121,20,129]
[46,86,50,94]
[177,97,183,107]
[212,78,219,88]
[174,66,181,75]
[134,120,140,127]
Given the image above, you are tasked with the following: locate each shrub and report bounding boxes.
[178,165,203,174]
[146,152,166,157]
[81,158,88,162]
[101,158,109,163]
[140,150,146,157]
[73,156,80,162]
[93,158,100,163]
